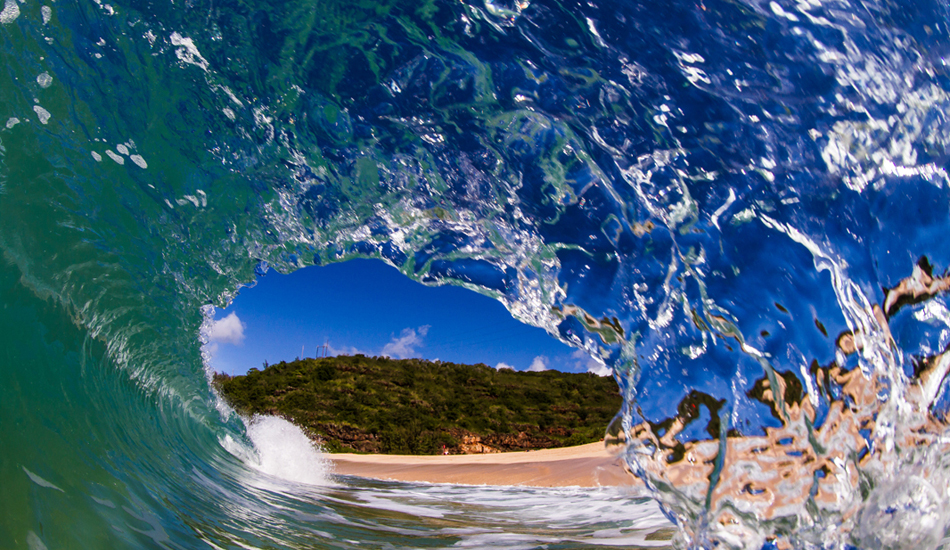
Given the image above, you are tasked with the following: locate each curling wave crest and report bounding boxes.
[2,0,950,547]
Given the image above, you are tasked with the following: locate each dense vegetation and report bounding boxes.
[214,355,622,455]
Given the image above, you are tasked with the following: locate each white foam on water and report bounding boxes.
[105,150,124,164]
[242,415,333,486]
[169,32,209,71]
[0,0,19,24]
[22,466,64,492]
[129,154,147,169]
[26,531,48,550]
[36,72,52,88]
[338,482,672,547]
[32,105,50,125]
[853,472,950,550]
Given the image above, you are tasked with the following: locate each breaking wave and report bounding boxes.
[2,0,950,547]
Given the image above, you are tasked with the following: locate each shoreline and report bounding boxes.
[327,442,638,488]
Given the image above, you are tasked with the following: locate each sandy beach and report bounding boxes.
[329,442,636,487]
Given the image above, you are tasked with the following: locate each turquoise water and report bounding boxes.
[3,0,950,547]
[0,257,671,547]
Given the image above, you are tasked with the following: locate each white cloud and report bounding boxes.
[527,356,548,372]
[496,362,515,370]
[381,325,430,359]
[208,312,246,345]
[328,343,365,357]
[571,349,612,377]
[587,363,612,377]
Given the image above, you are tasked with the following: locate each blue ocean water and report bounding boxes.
[2,0,950,547]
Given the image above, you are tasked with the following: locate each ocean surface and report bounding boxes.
[2,0,950,547]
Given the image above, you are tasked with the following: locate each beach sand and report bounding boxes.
[329,442,636,487]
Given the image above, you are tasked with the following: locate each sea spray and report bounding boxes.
[243,415,334,487]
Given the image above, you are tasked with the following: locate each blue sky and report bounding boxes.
[205,259,609,377]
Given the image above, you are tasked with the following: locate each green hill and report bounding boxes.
[213,355,622,455]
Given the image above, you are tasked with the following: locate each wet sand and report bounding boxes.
[329,442,636,487]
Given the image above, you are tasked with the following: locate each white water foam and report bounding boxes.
[340,483,672,548]
[242,415,333,486]
[0,0,19,24]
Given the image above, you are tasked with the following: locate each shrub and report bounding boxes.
[215,355,622,454]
